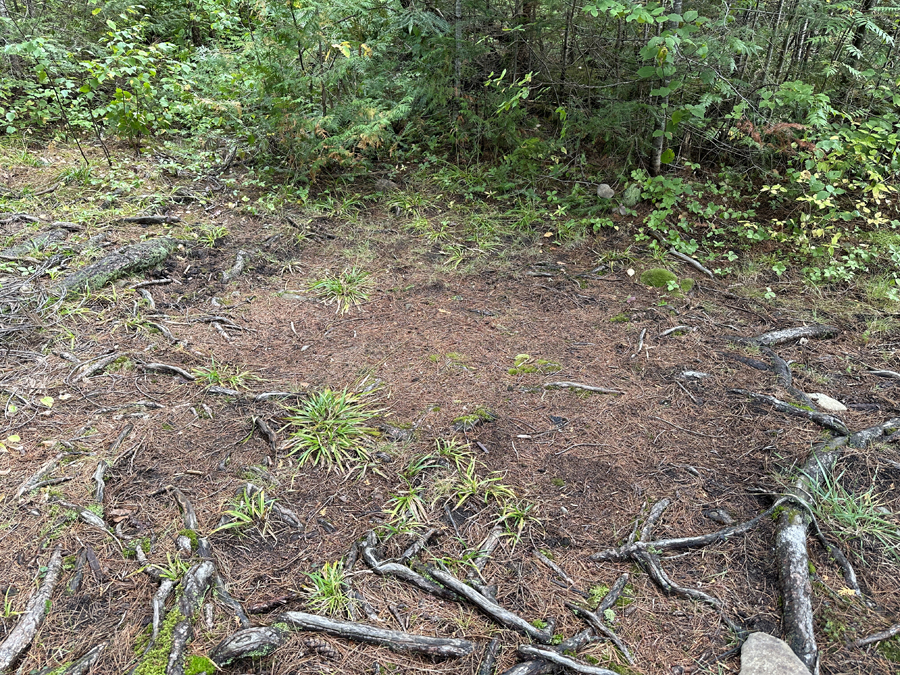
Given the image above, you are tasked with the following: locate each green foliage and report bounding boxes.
[639,268,677,288]
[192,357,259,389]
[304,561,349,616]
[283,389,379,471]
[212,488,275,539]
[309,267,373,314]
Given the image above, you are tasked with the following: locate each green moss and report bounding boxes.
[178,529,200,550]
[531,619,548,629]
[680,278,695,293]
[508,354,562,375]
[133,608,185,675]
[452,406,497,431]
[272,622,291,632]
[551,478,565,488]
[123,536,152,559]
[640,268,677,287]
[609,313,630,323]
[185,655,217,675]
[877,636,900,662]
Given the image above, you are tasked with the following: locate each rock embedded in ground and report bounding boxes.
[740,632,811,675]
[807,393,847,413]
[596,183,615,199]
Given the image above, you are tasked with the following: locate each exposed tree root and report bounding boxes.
[740,324,839,346]
[210,626,285,666]
[222,249,251,283]
[477,638,501,675]
[277,611,474,657]
[517,646,619,675]
[730,389,850,435]
[0,545,63,672]
[14,452,64,499]
[853,623,900,648]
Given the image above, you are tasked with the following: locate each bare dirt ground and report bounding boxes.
[1,145,899,675]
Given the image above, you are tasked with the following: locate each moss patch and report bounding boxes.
[178,529,200,550]
[508,354,562,375]
[185,655,217,675]
[133,608,185,675]
[640,268,678,287]
[877,636,900,662]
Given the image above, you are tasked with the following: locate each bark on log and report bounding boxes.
[210,626,285,666]
[56,237,178,298]
[277,611,474,657]
[0,545,63,671]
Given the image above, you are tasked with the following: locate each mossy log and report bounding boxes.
[56,237,178,298]
[1,227,69,258]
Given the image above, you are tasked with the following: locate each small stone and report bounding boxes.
[596,183,615,199]
[702,508,734,525]
[808,393,847,413]
[375,178,399,192]
[740,632,809,675]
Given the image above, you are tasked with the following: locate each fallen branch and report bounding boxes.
[659,325,692,337]
[500,630,597,675]
[71,353,122,383]
[0,545,63,671]
[543,382,623,395]
[730,389,850,435]
[118,215,181,224]
[277,611,474,658]
[14,452,64,499]
[867,369,900,380]
[668,249,714,279]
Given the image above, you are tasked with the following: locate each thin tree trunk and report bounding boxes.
[650,0,681,175]
[761,0,787,83]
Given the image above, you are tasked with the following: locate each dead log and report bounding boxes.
[0,545,63,671]
[730,389,850,435]
[210,626,285,666]
[56,237,178,298]
[277,611,474,658]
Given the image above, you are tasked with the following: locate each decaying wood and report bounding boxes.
[56,237,179,298]
[542,381,624,395]
[478,638,501,675]
[596,574,629,613]
[731,389,850,435]
[853,623,900,648]
[138,361,196,381]
[277,611,474,658]
[426,566,553,643]
[170,486,199,530]
[56,500,117,539]
[108,423,134,457]
[67,548,87,594]
[14,452,64,498]
[166,619,192,675]
[254,416,278,453]
[210,626,285,666]
[0,545,63,671]
[742,324,838,346]
[720,351,771,371]
[517,646,619,675]
[659,325,692,337]
[534,549,578,589]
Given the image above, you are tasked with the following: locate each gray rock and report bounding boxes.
[375,178,399,192]
[808,393,847,413]
[740,632,810,675]
[596,183,615,199]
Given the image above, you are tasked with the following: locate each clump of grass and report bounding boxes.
[212,488,276,539]
[192,358,259,389]
[806,469,900,563]
[283,389,379,470]
[309,267,372,313]
[304,561,348,615]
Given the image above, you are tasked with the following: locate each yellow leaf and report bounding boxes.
[7,435,20,443]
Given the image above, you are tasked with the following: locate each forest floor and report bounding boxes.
[1,139,900,675]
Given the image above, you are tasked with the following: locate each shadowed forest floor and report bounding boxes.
[1,142,899,675]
